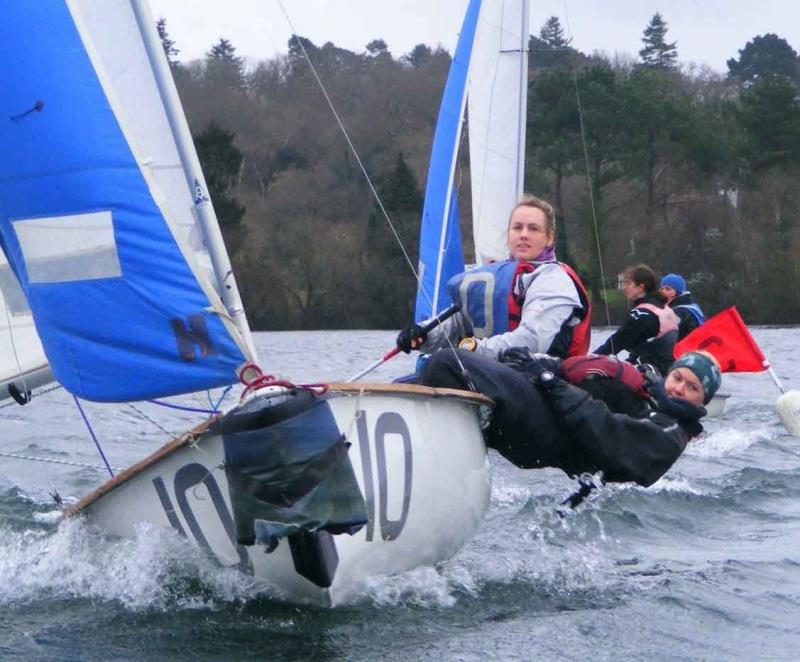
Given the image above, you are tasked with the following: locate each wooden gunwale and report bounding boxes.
[64,382,491,517]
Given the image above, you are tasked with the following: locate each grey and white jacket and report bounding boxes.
[420,262,582,359]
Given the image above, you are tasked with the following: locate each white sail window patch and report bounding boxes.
[13,211,122,283]
[0,249,29,315]
[0,265,30,315]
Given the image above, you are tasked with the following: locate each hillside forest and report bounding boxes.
[157,13,800,329]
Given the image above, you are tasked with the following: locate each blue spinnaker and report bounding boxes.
[0,2,247,402]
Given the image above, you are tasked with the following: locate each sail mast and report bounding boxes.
[515,0,530,201]
[129,0,257,362]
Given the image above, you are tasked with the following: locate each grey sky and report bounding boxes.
[148,0,800,75]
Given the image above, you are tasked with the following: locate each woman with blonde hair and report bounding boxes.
[397,196,590,359]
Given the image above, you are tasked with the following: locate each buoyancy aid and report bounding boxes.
[446,260,591,357]
[635,302,679,337]
[555,263,591,357]
[447,260,518,338]
[561,353,653,419]
[674,302,705,325]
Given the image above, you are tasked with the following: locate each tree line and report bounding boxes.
[157,13,800,328]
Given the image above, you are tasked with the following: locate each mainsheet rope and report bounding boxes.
[73,396,115,477]
[562,1,614,333]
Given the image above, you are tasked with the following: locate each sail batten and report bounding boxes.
[0,1,251,402]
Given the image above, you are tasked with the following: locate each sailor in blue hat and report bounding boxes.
[660,272,705,340]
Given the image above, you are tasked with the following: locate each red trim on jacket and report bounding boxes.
[559,262,592,357]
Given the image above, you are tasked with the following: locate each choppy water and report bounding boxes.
[1,328,799,661]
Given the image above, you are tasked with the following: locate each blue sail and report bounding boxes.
[414,0,482,322]
[0,2,248,402]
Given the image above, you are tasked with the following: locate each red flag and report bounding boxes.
[674,306,767,373]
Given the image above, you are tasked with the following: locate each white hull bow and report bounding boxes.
[67,383,491,606]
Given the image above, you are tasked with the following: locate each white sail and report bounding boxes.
[468,0,530,264]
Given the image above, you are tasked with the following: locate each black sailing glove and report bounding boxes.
[499,347,562,385]
[396,323,427,354]
[497,346,532,370]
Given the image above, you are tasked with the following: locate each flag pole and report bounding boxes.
[767,358,800,437]
[765,364,786,395]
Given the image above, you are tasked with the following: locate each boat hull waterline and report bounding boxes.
[67,383,491,606]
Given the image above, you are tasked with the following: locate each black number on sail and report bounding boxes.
[170,314,215,361]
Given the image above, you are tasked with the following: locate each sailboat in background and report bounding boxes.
[0,251,52,403]
[0,0,500,606]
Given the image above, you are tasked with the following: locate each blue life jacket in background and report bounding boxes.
[675,303,705,325]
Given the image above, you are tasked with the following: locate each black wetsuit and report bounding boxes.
[420,349,704,487]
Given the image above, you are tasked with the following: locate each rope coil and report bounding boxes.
[238,362,329,399]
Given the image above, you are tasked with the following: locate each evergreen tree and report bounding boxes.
[527,69,581,261]
[365,153,423,326]
[381,152,423,214]
[727,33,798,86]
[530,17,574,70]
[287,35,318,63]
[403,44,432,68]
[737,75,800,171]
[639,13,678,69]
[205,38,245,90]
[539,16,571,50]
[366,39,389,57]
[156,18,179,66]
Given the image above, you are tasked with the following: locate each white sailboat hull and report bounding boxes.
[704,392,731,418]
[67,383,491,606]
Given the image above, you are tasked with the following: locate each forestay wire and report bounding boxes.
[562,1,614,332]
[276,1,419,285]
[277,1,473,383]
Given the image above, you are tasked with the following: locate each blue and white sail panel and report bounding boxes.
[469,0,530,264]
[0,1,250,402]
[414,0,481,322]
[0,249,53,402]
